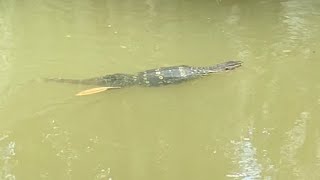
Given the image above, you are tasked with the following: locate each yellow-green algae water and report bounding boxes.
[1,0,320,179]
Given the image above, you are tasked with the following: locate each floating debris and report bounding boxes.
[76,87,120,96]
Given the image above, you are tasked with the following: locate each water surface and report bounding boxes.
[1,0,320,179]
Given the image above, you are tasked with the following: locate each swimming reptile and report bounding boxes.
[46,60,242,95]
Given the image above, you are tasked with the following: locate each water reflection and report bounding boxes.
[278,0,314,57]
[0,1,14,110]
[0,132,16,180]
[280,111,309,178]
[0,3,16,179]
[226,128,263,179]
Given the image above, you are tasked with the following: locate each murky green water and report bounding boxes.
[1,0,320,179]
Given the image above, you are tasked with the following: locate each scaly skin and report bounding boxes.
[45,61,242,87]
